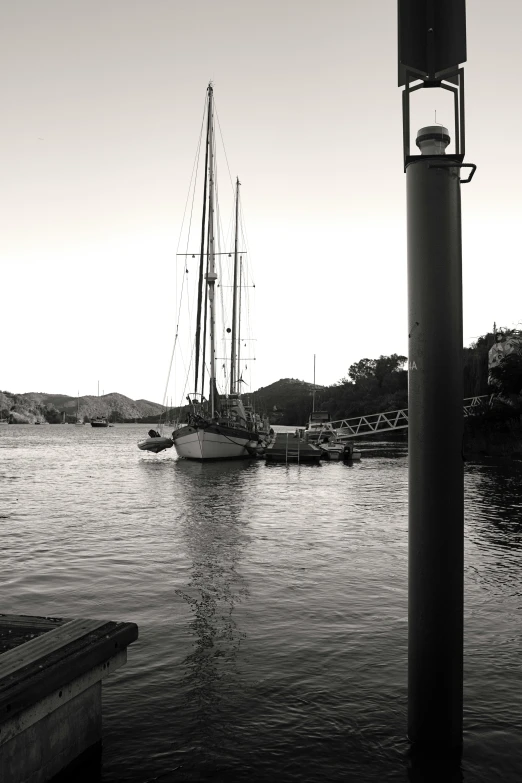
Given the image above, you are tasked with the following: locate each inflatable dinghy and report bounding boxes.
[137,437,174,454]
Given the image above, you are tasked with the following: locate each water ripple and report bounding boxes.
[1,426,521,781]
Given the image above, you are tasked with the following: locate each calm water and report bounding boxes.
[1,424,521,782]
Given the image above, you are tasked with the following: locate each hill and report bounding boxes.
[0,391,165,424]
[251,378,321,425]
[2,327,519,430]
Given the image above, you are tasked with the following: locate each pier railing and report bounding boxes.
[324,395,494,440]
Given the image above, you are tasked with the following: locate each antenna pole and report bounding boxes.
[230,177,240,394]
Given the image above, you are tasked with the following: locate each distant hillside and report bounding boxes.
[251,378,321,425]
[0,391,165,424]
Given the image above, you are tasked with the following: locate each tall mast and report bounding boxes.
[237,256,242,389]
[229,177,240,394]
[206,85,218,417]
[313,354,316,412]
[201,222,210,402]
[194,85,211,398]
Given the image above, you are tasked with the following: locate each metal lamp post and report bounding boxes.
[398,0,476,750]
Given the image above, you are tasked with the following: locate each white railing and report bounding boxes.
[322,395,493,440]
[462,395,495,416]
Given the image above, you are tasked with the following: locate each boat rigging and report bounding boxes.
[138,83,269,459]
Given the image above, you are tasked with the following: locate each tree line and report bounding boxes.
[258,329,522,426]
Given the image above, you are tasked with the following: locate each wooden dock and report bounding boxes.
[265,432,322,463]
[0,613,138,782]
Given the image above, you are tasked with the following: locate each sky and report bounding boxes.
[1,0,521,404]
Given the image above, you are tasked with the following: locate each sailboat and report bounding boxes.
[90,382,108,427]
[169,85,264,460]
[138,85,267,459]
[75,393,84,425]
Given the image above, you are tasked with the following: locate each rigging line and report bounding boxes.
[213,98,236,197]
[216,250,227,390]
[172,93,206,328]
[161,95,206,411]
[238,198,255,286]
[238,202,256,369]
[213,363,226,396]
[194,87,211,398]
[166,177,199,410]
[213,149,229,376]
[213,136,224,391]
[181,125,206,345]
[201,234,210,400]
[177,339,196,411]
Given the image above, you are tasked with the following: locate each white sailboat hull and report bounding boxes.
[172,425,254,460]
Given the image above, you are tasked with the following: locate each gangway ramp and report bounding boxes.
[325,395,493,440]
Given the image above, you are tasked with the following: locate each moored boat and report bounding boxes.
[91,417,108,428]
[304,410,332,442]
[75,393,84,425]
[138,436,174,454]
[156,84,265,461]
[171,397,261,460]
[318,440,362,461]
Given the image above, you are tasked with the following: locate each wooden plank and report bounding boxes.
[0,615,67,654]
[0,615,67,631]
[0,620,108,681]
[0,622,138,722]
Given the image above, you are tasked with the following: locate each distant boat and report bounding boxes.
[75,394,84,425]
[91,382,109,427]
[0,418,9,425]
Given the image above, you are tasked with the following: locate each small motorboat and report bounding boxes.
[318,439,362,461]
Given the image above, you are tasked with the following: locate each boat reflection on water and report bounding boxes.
[129,449,522,780]
[173,459,253,764]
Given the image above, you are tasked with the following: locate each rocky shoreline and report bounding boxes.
[463,418,522,460]
[0,391,164,425]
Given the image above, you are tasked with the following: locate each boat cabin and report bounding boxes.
[219,393,251,428]
[305,410,333,441]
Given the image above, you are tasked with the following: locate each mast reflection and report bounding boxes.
[174,459,253,751]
